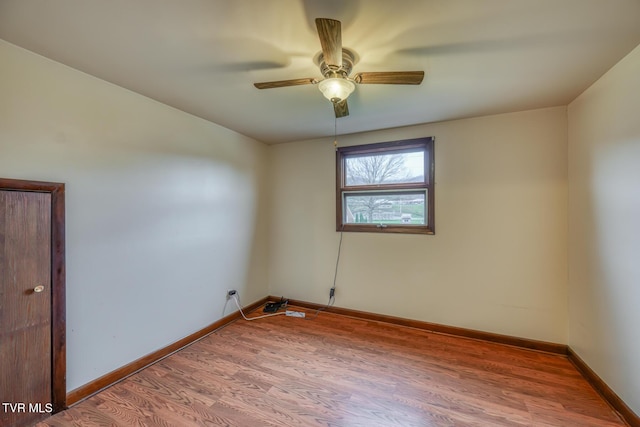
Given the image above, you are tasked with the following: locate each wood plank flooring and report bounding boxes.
[38,307,626,426]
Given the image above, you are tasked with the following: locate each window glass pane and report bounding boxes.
[345,150,424,186]
[344,192,427,225]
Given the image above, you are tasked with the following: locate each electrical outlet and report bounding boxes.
[226,289,237,299]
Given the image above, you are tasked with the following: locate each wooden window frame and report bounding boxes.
[336,137,435,234]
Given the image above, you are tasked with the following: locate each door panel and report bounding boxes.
[0,190,52,427]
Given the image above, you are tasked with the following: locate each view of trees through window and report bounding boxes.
[344,151,426,225]
[336,137,434,234]
[345,151,424,185]
[345,193,426,225]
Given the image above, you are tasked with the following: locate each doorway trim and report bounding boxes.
[0,178,66,412]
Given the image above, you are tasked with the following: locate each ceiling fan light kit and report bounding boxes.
[253,18,425,118]
[318,77,355,102]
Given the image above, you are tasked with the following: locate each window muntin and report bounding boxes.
[336,138,434,234]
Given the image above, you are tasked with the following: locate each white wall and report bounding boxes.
[0,40,269,391]
[568,44,640,414]
[269,107,568,343]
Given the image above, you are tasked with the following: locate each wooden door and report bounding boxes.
[0,190,53,427]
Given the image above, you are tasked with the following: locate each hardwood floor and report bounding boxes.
[38,307,626,426]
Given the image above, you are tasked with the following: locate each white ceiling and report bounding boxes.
[1,0,640,144]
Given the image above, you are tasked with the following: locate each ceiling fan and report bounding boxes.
[253,18,425,118]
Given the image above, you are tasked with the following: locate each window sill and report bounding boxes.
[338,224,434,235]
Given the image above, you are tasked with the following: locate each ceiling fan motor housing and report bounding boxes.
[317,48,356,80]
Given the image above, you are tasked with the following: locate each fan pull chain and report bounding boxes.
[333,116,338,149]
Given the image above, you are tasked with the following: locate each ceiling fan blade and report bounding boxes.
[315,18,342,68]
[354,71,425,85]
[333,99,349,118]
[253,78,317,89]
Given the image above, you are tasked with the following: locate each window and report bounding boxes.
[336,137,434,234]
